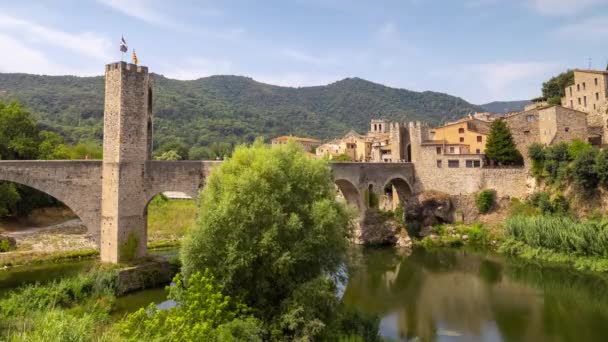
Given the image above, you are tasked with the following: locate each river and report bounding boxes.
[2,247,608,341]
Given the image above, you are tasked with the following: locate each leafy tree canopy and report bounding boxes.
[541,70,574,102]
[484,120,523,166]
[180,140,368,340]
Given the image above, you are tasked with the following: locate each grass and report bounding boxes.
[0,268,121,341]
[147,197,197,243]
[499,238,608,272]
[0,249,99,267]
[505,215,608,257]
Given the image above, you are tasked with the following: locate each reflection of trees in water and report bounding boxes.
[500,263,608,341]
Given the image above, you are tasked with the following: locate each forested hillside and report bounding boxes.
[0,73,483,150]
[480,100,530,113]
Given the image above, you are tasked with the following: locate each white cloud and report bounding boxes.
[158,57,233,80]
[96,0,180,28]
[556,16,608,40]
[0,14,112,62]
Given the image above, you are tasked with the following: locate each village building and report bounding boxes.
[271,135,321,152]
[429,117,491,154]
[560,69,608,143]
[504,105,588,162]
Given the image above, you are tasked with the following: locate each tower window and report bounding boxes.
[595,78,599,86]
[578,98,581,105]
[570,87,573,96]
[584,96,587,107]
[597,93,600,100]
[577,84,580,91]
[570,100,573,108]
[583,82,586,90]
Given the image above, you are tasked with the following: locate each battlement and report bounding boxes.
[408,121,428,129]
[105,62,148,74]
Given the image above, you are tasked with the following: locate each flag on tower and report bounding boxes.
[132,49,138,65]
[119,36,128,53]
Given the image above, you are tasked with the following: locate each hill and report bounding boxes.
[480,100,530,113]
[0,73,483,149]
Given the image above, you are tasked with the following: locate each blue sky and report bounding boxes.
[0,0,607,104]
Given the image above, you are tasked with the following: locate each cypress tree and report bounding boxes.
[485,120,523,166]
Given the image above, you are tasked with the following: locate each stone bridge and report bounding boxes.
[0,62,415,264]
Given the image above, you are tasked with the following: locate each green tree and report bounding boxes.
[154,141,188,160]
[484,120,523,166]
[572,148,599,191]
[476,189,496,214]
[541,70,574,101]
[0,183,20,217]
[180,140,357,339]
[0,101,39,159]
[567,139,592,160]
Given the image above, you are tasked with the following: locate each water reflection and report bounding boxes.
[343,248,608,342]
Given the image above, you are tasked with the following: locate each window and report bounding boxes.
[584,96,587,107]
[524,130,530,134]
[476,149,481,154]
[583,82,586,90]
[565,127,569,132]
[578,98,582,105]
[436,146,442,154]
[437,160,442,168]
[594,104,597,110]
[526,115,536,122]
[448,160,459,168]
[577,84,580,91]
[466,160,481,168]
[449,146,455,153]
[458,128,465,134]
[570,100,573,108]
[595,78,599,86]
[570,87,573,96]
[597,93,600,100]
[476,136,482,142]
[459,137,464,143]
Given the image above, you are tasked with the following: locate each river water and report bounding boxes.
[2,247,608,341]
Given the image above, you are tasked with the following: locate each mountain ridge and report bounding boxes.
[0,72,485,149]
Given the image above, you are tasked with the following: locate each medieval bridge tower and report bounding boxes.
[0,61,416,264]
[100,62,154,263]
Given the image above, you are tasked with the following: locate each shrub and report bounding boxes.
[595,148,608,186]
[529,192,552,214]
[568,139,592,160]
[545,142,569,162]
[333,153,353,162]
[551,194,569,214]
[476,189,495,214]
[572,148,599,191]
[528,143,545,176]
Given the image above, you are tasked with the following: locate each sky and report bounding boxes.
[0,0,607,104]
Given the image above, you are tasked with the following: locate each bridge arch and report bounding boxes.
[335,178,364,214]
[0,161,102,239]
[382,177,413,211]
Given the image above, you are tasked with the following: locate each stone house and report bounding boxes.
[560,69,608,143]
[505,105,588,162]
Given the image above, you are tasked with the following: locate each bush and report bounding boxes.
[568,139,592,160]
[529,192,552,214]
[476,189,495,214]
[333,153,353,162]
[595,148,608,186]
[551,194,569,214]
[528,143,545,176]
[572,148,599,191]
